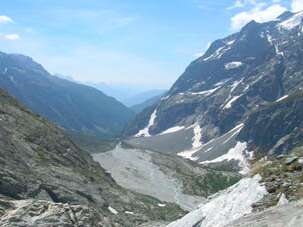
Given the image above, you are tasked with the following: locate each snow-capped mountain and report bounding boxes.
[126,11,303,173]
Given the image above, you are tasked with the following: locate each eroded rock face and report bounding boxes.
[0,90,185,226]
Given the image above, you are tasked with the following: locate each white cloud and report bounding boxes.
[231,4,287,30]
[0,34,20,40]
[0,15,13,24]
[292,0,303,12]
[227,0,258,10]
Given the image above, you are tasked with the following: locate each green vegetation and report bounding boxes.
[181,171,241,197]
[251,146,303,211]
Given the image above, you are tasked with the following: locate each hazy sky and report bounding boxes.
[0,0,301,89]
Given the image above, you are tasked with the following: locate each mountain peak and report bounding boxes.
[277,11,294,20]
[240,20,261,33]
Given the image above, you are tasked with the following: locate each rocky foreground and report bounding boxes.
[0,197,106,226]
[226,199,303,227]
[0,89,185,226]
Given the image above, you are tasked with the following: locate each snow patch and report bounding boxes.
[192,124,202,148]
[177,149,199,161]
[223,95,241,109]
[160,126,185,135]
[222,124,244,144]
[200,141,251,175]
[230,79,243,93]
[274,44,284,56]
[178,123,244,162]
[161,96,170,101]
[135,109,157,137]
[190,86,221,96]
[266,34,284,56]
[277,193,288,206]
[125,211,135,215]
[279,11,303,30]
[276,95,288,102]
[167,175,268,227]
[267,33,274,45]
[108,206,118,215]
[225,39,235,45]
[225,61,243,70]
[203,46,225,61]
[177,124,202,161]
[214,78,231,87]
[158,203,167,207]
[203,41,233,62]
[204,147,213,153]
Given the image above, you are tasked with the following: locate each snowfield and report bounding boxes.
[279,11,303,30]
[178,123,246,170]
[223,95,241,109]
[135,109,157,137]
[192,124,202,148]
[276,95,289,102]
[189,86,221,96]
[167,175,268,227]
[177,124,203,161]
[224,61,243,70]
[160,126,185,135]
[200,141,251,175]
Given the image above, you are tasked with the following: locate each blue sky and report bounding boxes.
[0,0,301,89]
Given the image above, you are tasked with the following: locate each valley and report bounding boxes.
[93,145,206,211]
[0,5,303,227]
[93,144,239,211]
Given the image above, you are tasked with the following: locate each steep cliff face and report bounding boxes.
[239,92,303,155]
[0,89,184,226]
[126,11,303,172]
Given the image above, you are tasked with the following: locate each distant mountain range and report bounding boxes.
[123,89,166,107]
[130,93,164,113]
[0,52,134,138]
[86,81,167,107]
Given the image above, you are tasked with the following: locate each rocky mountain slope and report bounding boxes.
[126,11,303,173]
[0,89,185,226]
[239,91,303,156]
[0,52,134,138]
